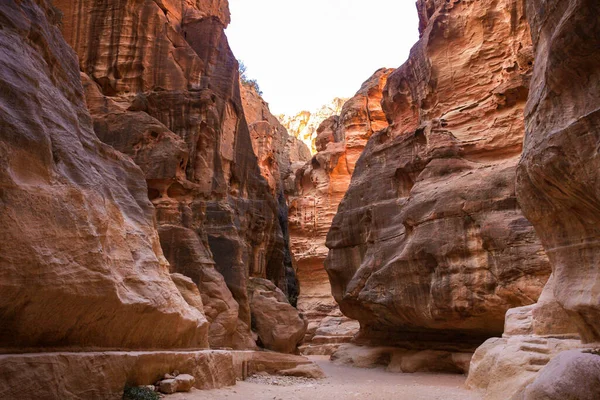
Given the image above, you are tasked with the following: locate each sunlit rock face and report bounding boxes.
[325,0,551,351]
[56,0,299,350]
[278,98,348,154]
[0,0,208,350]
[289,69,393,354]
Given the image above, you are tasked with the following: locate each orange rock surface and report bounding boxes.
[289,69,393,354]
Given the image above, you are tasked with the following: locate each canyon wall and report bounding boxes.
[288,69,393,354]
[467,0,600,398]
[0,0,209,351]
[278,98,347,154]
[325,0,551,361]
[54,0,303,352]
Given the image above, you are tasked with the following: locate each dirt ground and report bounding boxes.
[169,356,483,400]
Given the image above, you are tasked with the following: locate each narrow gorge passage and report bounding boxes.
[170,356,481,400]
[1,0,600,399]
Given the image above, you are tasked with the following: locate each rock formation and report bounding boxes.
[0,0,208,351]
[54,0,302,351]
[288,69,393,354]
[278,98,348,154]
[241,84,311,197]
[467,0,600,398]
[325,0,551,365]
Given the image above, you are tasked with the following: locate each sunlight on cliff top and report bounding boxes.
[226,0,419,115]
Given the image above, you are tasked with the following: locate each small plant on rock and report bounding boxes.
[122,385,159,400]
[238,59,263,96]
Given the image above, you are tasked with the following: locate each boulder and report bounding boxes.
[248,278,307,354]
[174,374,196,392]
[520,350,600,400]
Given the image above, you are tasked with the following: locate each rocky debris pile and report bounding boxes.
[155,371,196,394]
[246,373,321,386]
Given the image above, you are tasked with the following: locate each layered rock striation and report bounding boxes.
[325,0,551,356]
[288,69,393,354]
[0,0,209,351]
[54,0,302,351]
[468,0,600,398]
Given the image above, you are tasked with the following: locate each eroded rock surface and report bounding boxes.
[468,1,600,398]
[55,0,300,350]
[326,0,550,352]
[0,0,208,351]
[289,69,393,354]
[516,0,600,344]
[248,278,307,354]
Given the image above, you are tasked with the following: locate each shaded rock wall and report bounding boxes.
[325,0,551,350]
[468,1,600,398]
[55,0,299,350]
[516,0,600,344]
[288,69,393,354]
[240,84,311,309]
[0,0,208,351]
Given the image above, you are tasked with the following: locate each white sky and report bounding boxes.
[226,0,420,115]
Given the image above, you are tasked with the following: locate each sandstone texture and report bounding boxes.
[0,350,235,400]
[248,278,307,354]
[325,0,550,351]
[519,350,600,400]
[55,0,301,350]
[516,0,600,344]
[241,84,311,196]
[0,0,209,351]
[467,1,600,398]
[278,98,348,154]
[466,302,582,400]
[289,69,392,355]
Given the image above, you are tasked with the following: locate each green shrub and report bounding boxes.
[122,385,159,400]
[238,60,263,96]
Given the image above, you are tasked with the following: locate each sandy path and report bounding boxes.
[169,356,483,400]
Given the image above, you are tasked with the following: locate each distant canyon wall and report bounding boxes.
[278,98,348,154]
[288,69,393,354]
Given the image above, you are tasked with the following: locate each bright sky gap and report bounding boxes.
[226,0,420,115]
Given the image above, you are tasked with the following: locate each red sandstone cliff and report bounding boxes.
[0,0,210,351]
[325,0,551,369]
